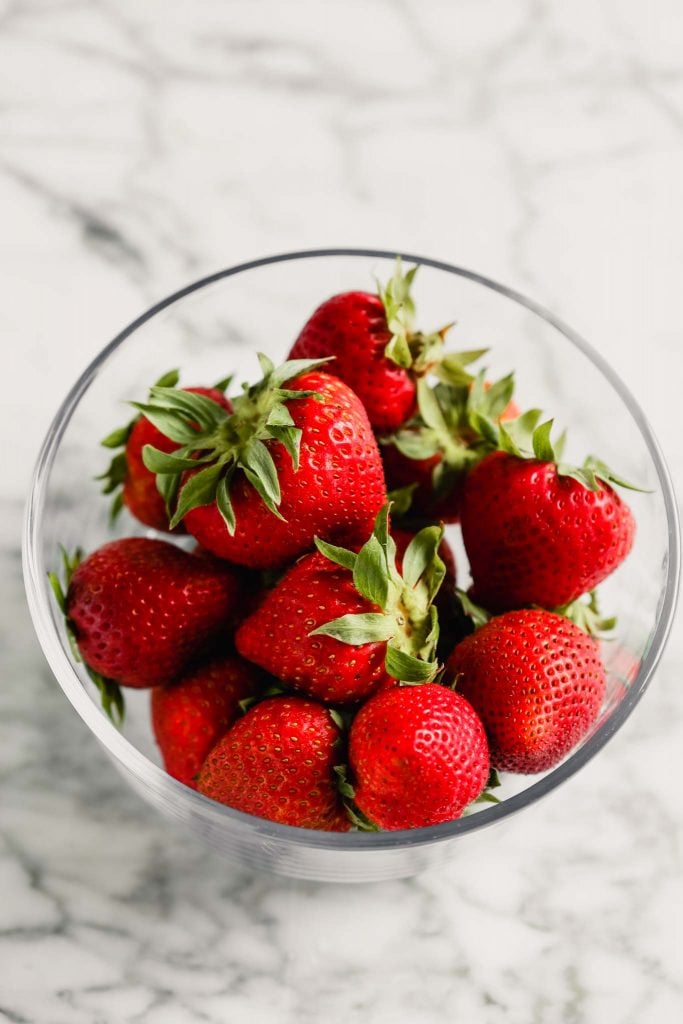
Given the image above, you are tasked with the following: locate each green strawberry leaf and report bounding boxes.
[268,356,334,389]
[153,368,181,389]
[215,471,237,534]
[212,374,233,393]
[49,547,125,728]
[130,403,202,444]
[240,439,283,516]
[353,535,390,610]
[314,537,358,572]
[582,455,649,493]
[100,423,134,449]
[386,483,418,518]
[146,386,228,431]
[385,645,437,683]
[554,589,617,637]
[402,524,444,591]
[456,589,491,629]
[532,419,556,462]
[333,763,356,799]
[169,462,226,529]
[310,612,395,645]
[89,671,125,729]
[141,447,207,475]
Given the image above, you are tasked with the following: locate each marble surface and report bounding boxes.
[3,0,682,1021]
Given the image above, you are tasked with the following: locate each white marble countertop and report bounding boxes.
[3,1,682,1021]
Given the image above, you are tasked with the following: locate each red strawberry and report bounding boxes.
[446,609,607,773]
[382,373,520,523]
[347,684,490,830]
[138,358,387,569]
[235,507,446,704]
[461,424,637,611]
[197,696,350,830]
[99,370,232,532]
[151,652,266,788]
[289,261,465,433]
[58,538,241,689]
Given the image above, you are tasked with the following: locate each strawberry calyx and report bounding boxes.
[333,764,379,831]
[468,767,502,808]
[137,354,332,532]
[496,417,645,493]
[382,368,517,506]
[310,504,445,684]
[48,547,125,727]
[553,590,617,638]
[97,368,181,522]
[379,258,487,382]
[455,586,616,640]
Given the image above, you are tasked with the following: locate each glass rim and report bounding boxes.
[22,247,681,852]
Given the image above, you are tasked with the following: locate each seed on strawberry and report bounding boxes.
[235,505,446,704]
[445,608,607,773]
[461,420,637,611]
[54,537,242,690]
[288,259,480,434]
[151,652,266,788]
[346,684,490,830]
[98,370,232,531]
[197,696,350,830]
[136,356,387,569]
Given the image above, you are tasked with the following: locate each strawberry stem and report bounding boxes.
[311,503,445,684]
[137,355,332,532]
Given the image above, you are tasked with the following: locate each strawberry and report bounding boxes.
[460,420,637,611]
[197,696,350,830]
[136,357,387,569]
[99,370,232,531]
[382,372,520,523]
[151,652,266,788]
[445,609,607,773]
[346,684,490,830]
[288,260,475,433]
[52,538,242,691]
[235,506,446,704]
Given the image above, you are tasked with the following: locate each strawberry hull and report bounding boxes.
[182,372,387,568]
[235,551,389,704]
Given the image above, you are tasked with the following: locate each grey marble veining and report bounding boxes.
[2,1,682,1021]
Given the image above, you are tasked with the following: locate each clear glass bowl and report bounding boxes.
[23,249,680,882]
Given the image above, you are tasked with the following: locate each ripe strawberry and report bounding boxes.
[346,684,490,830]
[151,652,265,789]
[137,357,387,569]
[99,370,232,531]
[197,696,350,830]
[461,421,637,611]
[445,609,607,773]
[56,538,241,689]
[382,372,520,523]
[235,506,447,703]
[288,260,474,433]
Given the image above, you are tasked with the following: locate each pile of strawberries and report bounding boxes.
[50,261,638,833]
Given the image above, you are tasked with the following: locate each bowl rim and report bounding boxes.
[23,247,681,852]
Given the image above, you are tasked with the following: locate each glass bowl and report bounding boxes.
[23,249,680,882]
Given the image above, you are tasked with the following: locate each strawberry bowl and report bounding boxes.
[24,249,680,882]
